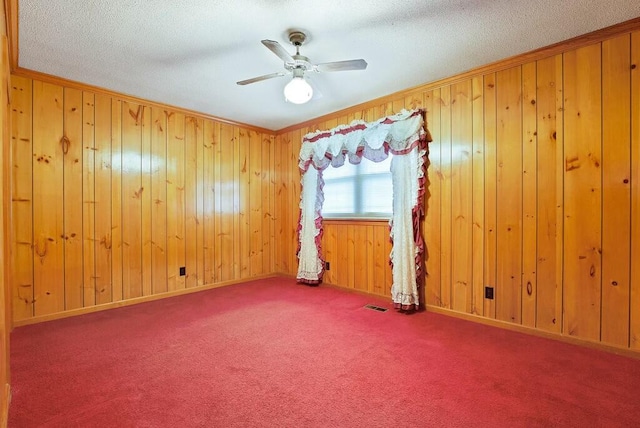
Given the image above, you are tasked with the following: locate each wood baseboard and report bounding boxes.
[426,305,640,360]
[13,274,278,327]
[0,383,9,428]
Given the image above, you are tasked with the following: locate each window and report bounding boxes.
[322,155,393,218]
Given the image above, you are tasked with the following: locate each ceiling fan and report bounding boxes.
[237,31,368,104]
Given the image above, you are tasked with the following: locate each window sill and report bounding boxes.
[323,217,390,226]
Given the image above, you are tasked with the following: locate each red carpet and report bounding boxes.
[8,277,640,427]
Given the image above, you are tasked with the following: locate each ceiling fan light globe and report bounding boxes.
[284,77,313,104]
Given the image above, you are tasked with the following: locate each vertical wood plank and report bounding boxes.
[150,107,167,294]
[324,223,337,285]
[82,92,96,307]
[384,224,393,297]
[63,88,84,310]
[167,112,186,290]
[392,98,405,114]
[184,117,198,288]
[213,123,224,280]
[141,106,152,296]
[249,130,263,276]
[372,225,386,295]
[521,62,538,328]
[405,92,423,111]
[425,89,442,307]
[261,134,272,274]
[121,101,143,300]
[471,77,485,316]
[440,85,452,309]
[496,66,523,324]
[631,30,640,350]
[601,34,631,347]
[219,124,234,281]
[94,95,112,305]
[111,99,123,302]
[1,37,10,379]
[366,225,375,294]
[203,120,217,284]
[32,81,64,316]
[336,224,348,287]
[563,44,602,341]
[347,225,356,289]
[280,133,291,274]
[11,76,34,320]
[451,81,473,313]
[536,55,564,333]
[195,118,205,287]
[233,127,242,279]
[238,127,250,279]
[272,134,281,274]
[354,225,368,291]
[484,73,498,319]
[270,134,277,273]
[290,129,302,276]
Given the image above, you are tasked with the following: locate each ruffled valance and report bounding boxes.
[296,109,430,311]
[299,109,426,173]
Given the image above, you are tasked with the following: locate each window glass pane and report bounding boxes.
[322,155,393,217]
[322,178,355,214]
[361,174,393,214]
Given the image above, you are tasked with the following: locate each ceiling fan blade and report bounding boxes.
[316,59,368,72]
[261,40,295,64]
[236,72,287,86]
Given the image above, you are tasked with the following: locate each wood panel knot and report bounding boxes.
[60,135,71,154]
[526,281,532,296]
[34,239,48,262]
[565,156,580,171]
[611,281,618,287]
[100,235,112,250]
[134,187,144,199]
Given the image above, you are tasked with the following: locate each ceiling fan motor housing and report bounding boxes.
[288,31,307,47]
[286,55,313,72]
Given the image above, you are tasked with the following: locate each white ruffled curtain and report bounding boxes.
[296,109,429,310]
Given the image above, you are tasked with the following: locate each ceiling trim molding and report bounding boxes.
[11,66,276,134]
[7,2,640,134]
[276,15,640,135]
[6,0,16,71]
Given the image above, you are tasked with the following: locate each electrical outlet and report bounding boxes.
[485,286,494,300]
[180,266,186,276]
[325,261,330,271]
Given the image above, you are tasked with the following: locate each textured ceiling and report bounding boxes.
[18,0,640,130]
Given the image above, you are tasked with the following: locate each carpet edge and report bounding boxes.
[13,274,280,327]
[426,304,640,360]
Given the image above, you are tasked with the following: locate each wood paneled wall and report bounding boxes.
[1,0,11,423]
[274,30,640,352]
[10,75,276,323]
